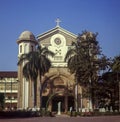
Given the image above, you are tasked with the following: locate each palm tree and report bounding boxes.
[18,51,38,107]
[18,45,54,108]
[36,45,54,108]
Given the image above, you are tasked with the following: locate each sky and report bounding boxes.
[0,0,120,71]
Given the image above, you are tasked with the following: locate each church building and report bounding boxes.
[17,20,88,112]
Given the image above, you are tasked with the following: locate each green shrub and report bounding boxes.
[70,111,77,117]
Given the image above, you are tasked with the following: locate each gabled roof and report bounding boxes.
[37,26,77,40]
[0,71,17,78]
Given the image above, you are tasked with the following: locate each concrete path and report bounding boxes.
[0,116,120,122]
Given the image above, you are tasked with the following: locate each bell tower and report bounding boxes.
[17,31,37,58]
[17,31,38,109]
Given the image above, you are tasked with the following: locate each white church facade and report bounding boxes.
[16,21,89,112]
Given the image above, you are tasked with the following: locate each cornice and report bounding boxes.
[37,26,77,41]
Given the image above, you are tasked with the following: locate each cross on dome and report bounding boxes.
[55,18,61,27]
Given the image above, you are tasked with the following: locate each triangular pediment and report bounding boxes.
[37,26,77,41]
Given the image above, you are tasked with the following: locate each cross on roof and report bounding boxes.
[55,18,61,27]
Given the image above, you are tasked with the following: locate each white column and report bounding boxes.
[75,84,78,112]
[22,78,28,109]
[57,102,61,115]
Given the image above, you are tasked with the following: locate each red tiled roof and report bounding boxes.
[0,71,17,78]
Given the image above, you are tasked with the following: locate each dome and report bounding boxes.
[17,30,37,44]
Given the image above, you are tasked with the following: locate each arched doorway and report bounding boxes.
[44,91,75,113]
[41,69,76,112]
[52,96,65,112]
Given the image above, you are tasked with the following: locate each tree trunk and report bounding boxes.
[38,71,42,109]
[34,80,37,107]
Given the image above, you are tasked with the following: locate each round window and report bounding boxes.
[54,38,61,45]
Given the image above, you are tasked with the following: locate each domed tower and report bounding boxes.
[17,31,38,109]
[17,30,38,57]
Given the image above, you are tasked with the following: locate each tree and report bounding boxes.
[18,45,54,108]
[65,31,108,110]
[111,55,120,71]
[18,51,38,107]
[36,45,54,108]
[101,72,119,110]
[99,55,111,73]
[100,55,120,111]
[65,38,85,111]
[111,55,120,111]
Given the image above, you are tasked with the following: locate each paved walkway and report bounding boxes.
[0,116,120,122]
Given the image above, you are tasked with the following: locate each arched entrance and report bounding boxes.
[41,68,76,112]
[45,91,75,113]
[52,95,75,112]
